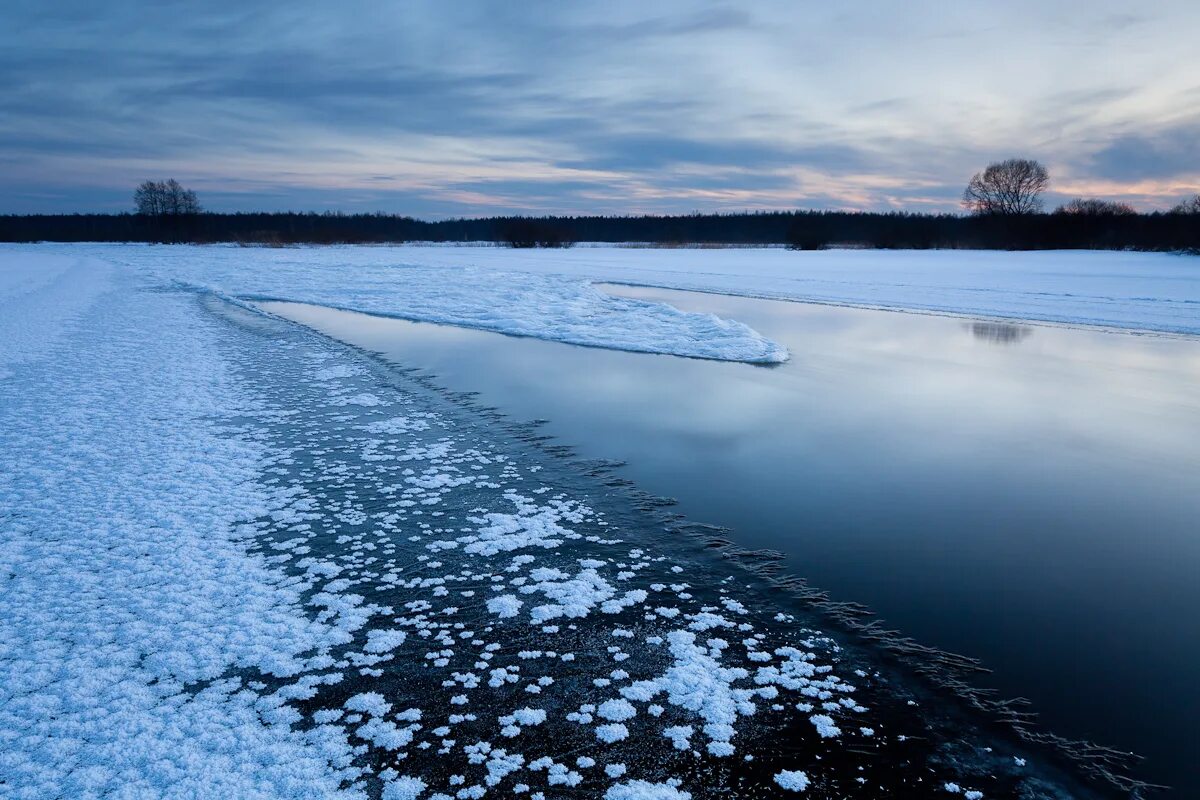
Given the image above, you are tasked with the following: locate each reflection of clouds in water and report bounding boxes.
[264,294,1200,469]
[969,322,1032,345]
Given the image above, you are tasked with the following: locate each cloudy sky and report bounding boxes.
[3,1,1198,215]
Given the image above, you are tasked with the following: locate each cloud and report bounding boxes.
[2,0,1199,213]
[556,135,869,173]
[1088,120,1200,181]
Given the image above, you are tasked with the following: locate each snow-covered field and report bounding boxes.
[0,244,1146,798]
[8,243,1197,368]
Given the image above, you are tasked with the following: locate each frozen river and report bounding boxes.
[6,244,1193,797]
[265,286,1200,793]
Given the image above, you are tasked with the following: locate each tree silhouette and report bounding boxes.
[962,159,1049,215]
[134,180,201,216]
[1055,198,1135,215]
[497,218,575,248]
[1171,194,1200,214]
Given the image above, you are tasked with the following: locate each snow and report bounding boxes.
[597,698,638,721]
[486,594,523,618]
[663,725,694,750]
[143,245,786,363]
[511,708,547,725]
[364,629,409,653]
[299,244,1198,338]
[346,693,392,716]
[0,259,363,798]
[774,769,810,791]
[595,723,630,743]
[524,567,622,623]
[809,714,841,738]
[383,776,428,800]
[0,251,112,379]
[616,630,752,756]
[7,244,1195,373]
[605,781,692,800]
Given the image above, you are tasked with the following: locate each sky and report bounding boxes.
[2,0,1198,216]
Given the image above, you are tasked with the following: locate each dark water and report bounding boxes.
[262,289,1200,793]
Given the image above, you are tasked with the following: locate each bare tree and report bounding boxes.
[134,179,201,216]
[1170,194,1200,214]
[134,181,165,216]
[962,158,1049,215]
[1055,198,1136,215]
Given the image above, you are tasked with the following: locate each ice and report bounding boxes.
[774,769,810,791]
[809,714,841,738]
[0,251,112,379]
[364,629,409,653]
[272,244,1198,338]
[383,776,428,800]
[9,243,1195,372]
[595,723,630,743]
[597,699,638,722]
[604,781,692,800]
[0,246,1107,798]
[486,594,524,618]
[0,260,364,798]
[511,708,547,725]
[136,244,788,363]
[663,725,694,750]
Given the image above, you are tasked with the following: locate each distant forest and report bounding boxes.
[2,209,1197,251]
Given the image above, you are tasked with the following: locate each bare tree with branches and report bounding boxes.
[134,179,201,216]
[1171,194,1200,214]
[1055,198,1135,215]
[962,158,1049,215]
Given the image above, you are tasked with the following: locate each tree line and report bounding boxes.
[0,164,1196,251]
[4,208,1195,251]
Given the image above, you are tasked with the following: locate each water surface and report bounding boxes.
[262,287,1200,792]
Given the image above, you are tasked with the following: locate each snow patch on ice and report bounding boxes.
[605,781,692,800]
[774,770,810,791]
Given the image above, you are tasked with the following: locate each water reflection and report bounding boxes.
[969,321,1032,344]
[261,289,1200,793]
